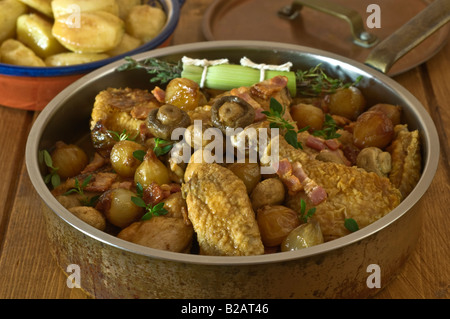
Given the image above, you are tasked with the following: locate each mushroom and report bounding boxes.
[211,95,255,134]
[356,147,392,177]
[147,104,190,140]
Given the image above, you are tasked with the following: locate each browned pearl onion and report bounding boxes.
[51,141,88,179]
[367,103,402,126]
[290,103,324,131]
[256,205,301,247]
[353,110,394,149]
[164,78,205,111]
[110,140,146,178]
[327,87,366,121]
[96,188,144,229]
[134,149,171,189]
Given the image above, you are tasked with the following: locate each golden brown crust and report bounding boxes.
[387,124,422,198]
[278,138,402,240]
[182,163,264,256]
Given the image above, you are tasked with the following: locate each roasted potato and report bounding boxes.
[52,10,125,53]
[17,0,52,17]
[116,0,141,20]
[16,13,66,58]
[0,0,28,43]
[0,38,45,66]
[105,33,141,57]
[125,4,166,43]
[51,0,120,19]
[45,52,110,66]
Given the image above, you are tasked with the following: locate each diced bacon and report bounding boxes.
[84,172,117,193]
[143,182,182,206]
[275,158,303,195]
[250,76,288,100]
[254,107,267,122]
[324,138,341,150]
[291,162,327,205]
[230,87,262,110]
[151,86,166,103]
[306,135,326,151]
[131,105,155,120]
[81,152,108,174]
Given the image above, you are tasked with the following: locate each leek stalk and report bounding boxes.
[181,64,297,97]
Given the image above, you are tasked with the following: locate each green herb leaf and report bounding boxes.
[133,150,146,162]
[312,114,341,140]
[299,199,316,223]
[344,218,359,232]
[117,57,182,84]
[39,149,60,188]
[264,98,304,150]
[131,196,146,208]
[296,64,362,97]
[107,129,136,142]
[153,138,174,157]
[63,175,93,206]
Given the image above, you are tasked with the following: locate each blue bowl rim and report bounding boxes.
[0,0,181,77]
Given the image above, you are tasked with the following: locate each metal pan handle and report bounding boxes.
[279,0,450,74]
[365,0,450,73]
[278,0,379,48]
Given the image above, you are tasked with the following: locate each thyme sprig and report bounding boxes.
[153,137,174,156]
[39,150,60,189]
[107,129,137,141]
[296,63,362,97]
[117,57,182,84]
[131,182,168,220]
[262,98,308,149]
[312,114,342,140]
[63,175,98,207]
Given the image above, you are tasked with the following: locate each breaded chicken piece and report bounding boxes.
[182,162,264,256]
[387,124,422,198]
[90,87,160,138]
[274,137,403,241]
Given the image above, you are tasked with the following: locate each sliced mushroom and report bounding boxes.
[147,104,190,140]
[356,147,392,177]
[211,95,255,134]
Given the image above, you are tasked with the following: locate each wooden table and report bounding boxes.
[0,0,448,299]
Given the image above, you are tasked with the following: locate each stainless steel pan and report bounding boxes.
[25,0,445,299]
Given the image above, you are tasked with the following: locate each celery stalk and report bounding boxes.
[181,64,297,97]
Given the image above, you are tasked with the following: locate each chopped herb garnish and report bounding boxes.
[153,137,174,157]
[296,63,362,97]
[107,129,137,142]
[133,149,146,162]
[312,114,342,140]
[117,57,182,84]
[39,149,60,188]
[63,175,98,206]
[131,182,168,220]
[299,199,316,223]
[262,98,308,149]
[344,218,359,232]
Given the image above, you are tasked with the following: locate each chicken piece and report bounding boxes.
[268,134,402,241]
[68,206,106,231]
[117,217,193,253]
[90,87,160,143]
[387,124,422,198]
[182,162,264,256]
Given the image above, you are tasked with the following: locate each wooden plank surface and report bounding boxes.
[0,0,448,299]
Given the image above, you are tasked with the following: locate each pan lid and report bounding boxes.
[202,0,449,76]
